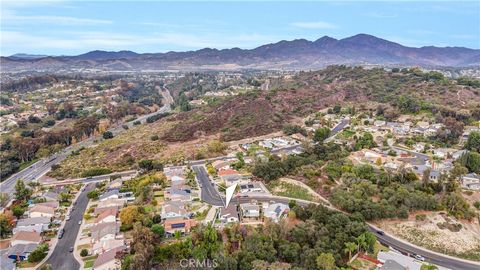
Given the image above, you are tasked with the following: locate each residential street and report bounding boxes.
[192,165,224,206]
[45,183,94,270]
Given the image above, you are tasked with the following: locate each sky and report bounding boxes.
[1,0,479,56]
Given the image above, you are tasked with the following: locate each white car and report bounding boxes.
[414,254,425,261]
[66,215,71,221]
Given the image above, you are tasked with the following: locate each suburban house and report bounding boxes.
[94,208,118,224]
[92,246,124,270]
[161,201,187,220]
[164,188,191,202]
[239,183,263,193]
[219,205,239,223]
[212,160,231,171]
[28,205,55,218]
[35,201,59,209]
[94,206,119,215]
[99,189,120,201]
[40,191,59,202]
[10,231,42,246]
[240,203,260,219]
[163,217,197,236]
[170,175,186,188]
[13,216,50,234]
[92,239,126,255]
[91,222,120,243]
[6,243,38,261]
[108,179,123,190]
[96,198,125,209]
[462,173,480,190]
[264,203,289,222]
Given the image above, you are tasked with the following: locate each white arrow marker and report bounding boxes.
[225,183,237,208]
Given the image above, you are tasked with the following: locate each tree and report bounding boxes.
[59,192,71,203]
[316,252,336,270]
[465,131,480,152]
[354,132,375,150]
[421,264,439,270]
[12,204,26,218]
[15,180,32,201]
[343,242,357,261]
[0,193,9,207]
[130,223,155,270]
[80,249,88,257]
[458,151,480,173]
[28,244,48,262]
[151,224,165,237]
[0,212,14,238]
[87,190,99,200]
[314,127,331,142]
[103,131,114,139]
[120,205,142,226]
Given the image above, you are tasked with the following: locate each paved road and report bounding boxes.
[0,88,172,200]
[192,165,224,206]
[45,183,94,270]
[236,195,480,270]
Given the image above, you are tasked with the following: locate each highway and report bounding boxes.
[45,183,94,269]
[0,88,172,200]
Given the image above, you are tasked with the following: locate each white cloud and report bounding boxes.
[0,30,282,55]
[1,10,112,25]
[291,21,338,29]
[364,12,397,19]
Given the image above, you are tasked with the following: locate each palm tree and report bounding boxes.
[356,234,367,253]
[344,242,357,261]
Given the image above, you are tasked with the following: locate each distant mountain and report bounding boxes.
[9,53,50,59]
[2,34,479,71]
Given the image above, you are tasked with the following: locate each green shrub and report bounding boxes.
[82,167,112,177]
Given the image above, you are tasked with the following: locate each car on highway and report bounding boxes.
[78,220,82,225]
[414,254,425,261]
[69,247,74,252]
[376,230,384,235]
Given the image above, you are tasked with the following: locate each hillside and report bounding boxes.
[51,66,480,178]
[2,34,479,72]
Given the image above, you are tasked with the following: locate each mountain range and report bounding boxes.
[2,34,479,72]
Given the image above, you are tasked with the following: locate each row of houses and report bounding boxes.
[349,148,480,190]
[162,166,197,236]
[218,202,290,225]
[0,188,66,270]
[80,182,131,270]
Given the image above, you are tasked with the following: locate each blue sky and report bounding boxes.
[1,0,479,56]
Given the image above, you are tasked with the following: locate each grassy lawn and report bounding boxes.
[19,158,39,170]
[349,257,377,270]
[373,242,389,258]
[18,261,39,268]
[84,259,95,268]
[77,243,91,250]
[267,181,313,201]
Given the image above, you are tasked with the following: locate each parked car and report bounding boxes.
[66,215,71,221]
[78,220,82,225]
[376,230,384,235]
[69,247,74,252]
[58,229,64,239]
